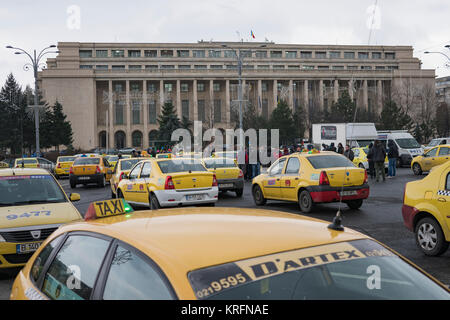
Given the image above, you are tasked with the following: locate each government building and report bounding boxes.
[38,41,435,151]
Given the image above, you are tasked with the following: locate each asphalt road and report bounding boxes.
[1,167,449,299]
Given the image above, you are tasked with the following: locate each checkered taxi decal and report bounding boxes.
[437,190,450,196]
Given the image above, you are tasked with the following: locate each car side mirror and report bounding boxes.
[69,193,81,202]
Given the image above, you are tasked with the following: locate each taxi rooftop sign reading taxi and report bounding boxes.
[85,199,134,221]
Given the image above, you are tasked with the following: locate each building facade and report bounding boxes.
[436,76,450,105]
[39,41,435,150]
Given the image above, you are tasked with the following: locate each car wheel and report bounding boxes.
[252,185,266,206]
[149,193,160,210]
[235,188,244,198]
[98,175,106,188]
[412,163,423,175]
[415,217,449,256]
[298,190,314,213]
[346,199,363,210]
[111,189,116,199]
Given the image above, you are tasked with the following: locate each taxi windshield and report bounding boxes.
[0,175,67,206]
[58,157,76,162]
[73,158,100,165]
[120,159,141,171]
[203,159,236,169]
[188,239,449,300]
[158,160,207,173]
[307,155,355,169]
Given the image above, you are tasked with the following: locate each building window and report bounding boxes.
[300,51,312,59]
[80,65,93,69]
[182,100,189,119]
[214,100,221,123]
[375,66,385,70]
[224,50,236,58]
[241,50,252,58]
[79,50,92,58]
[387,65,399,70]
[361,66,372,70]
[315,52,327,59]
[213,83,220,92]
[302,65,314,70]
[209,50,221,58]
[177,50,189,57]
[329,51,341,59]
[193,50,205,58]
[148,100,157,124]
[358,52,369,59]
[270,51,282,58]
[262,82,268,92]
[285,51,297,58]
[132,131,143,148]
[197,82,205,92]
[255,51,267,58]
[115,101,125,125]
[112,50,125,58]
[161,65,175,69]
[226,65,236,69]
[210,65,223,69]
[198,100,205,122]
[347,65,358,70]
[128,65,142,70]
[130,83,140,91]
[178,65,191,69]
[194,65,207,69]
[164,83,173,92]
[258,65,270,69]
[372,52,382,59]
[111,65,125,70]
[318,65,329,70]
[161,50,173,57]
[181,83,189,92]
[145,65,158,70]
[128,50,141,58]
[147,83,156,93]
[114,83,123,92]
[288,65,300,69]
[96,50,108,58]
[96,65,108,70]
[132,101,141,124]
[344,52,355,59]
[332,65,344,70]
[144,50,157,57]
[385,52,396,59]
[243,65,254,69]
[273,65,285,69]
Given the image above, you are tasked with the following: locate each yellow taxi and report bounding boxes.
[105,154,132,168]
[0,161,9,169]
[352,147,388,170]
[213,151,238,161]
[14,158,39,168]
[252,151,369,212]
[54,156,76,179]
[109,157,144,198]
[116,158,218,209]
[402,161,450,256]
[69,156,113,189]
[10,201,449,300]
[202,157,244,197]
[156,153,172,159]
[411,144,450,175]
[0,168,82,269]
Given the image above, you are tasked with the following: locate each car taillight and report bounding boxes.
[96,166,101,174]
[165,176,175,190]
[212,174,218,187]
[57,163,61,168]
[364,170,368,184]
[403,184,407,204]
[238,170,244,178]
[36,164,40,168]
[319,171,330,185]
[119,172,124,181]
[69,167,73,174]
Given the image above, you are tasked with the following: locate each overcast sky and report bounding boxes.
[0,0,449,89]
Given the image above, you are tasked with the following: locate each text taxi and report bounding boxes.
[252,151,369,212]
[10,200,449,300]
[0,168,82,269]
[411,144,450,175]
[403,160,450,256]
[116,158,218,208]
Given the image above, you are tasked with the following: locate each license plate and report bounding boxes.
[219,183,234,188]
[340,191,358,196]
[186,194,204,201]
[16,242,42,254]
[79,177,90,180]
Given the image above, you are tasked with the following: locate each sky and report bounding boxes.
[0,0,449,89]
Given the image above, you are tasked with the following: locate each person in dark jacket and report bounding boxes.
[337,143,344,155]
[368,140,386,182]
[344,145,354,161]
[387,140,399,178]
[329,143,337,152]
[366,143,375,179]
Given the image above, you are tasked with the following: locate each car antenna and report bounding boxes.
[328,209,344,231]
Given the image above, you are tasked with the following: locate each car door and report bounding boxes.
[102,158,113,180]
[280,156,301,201]
[435,166,450,231]
[134,161,152,204]
[123,162,143,203]
[422,147,438,171]
[436,146,450,167]
[263,157,286,199]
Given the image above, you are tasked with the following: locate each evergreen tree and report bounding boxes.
[293,104,306,140]
[157,102,181,144]
[329,91,356,123]
[377,100,413,131]
[52,101,73,150]
[269,99,296,145]
[435,102,449,137]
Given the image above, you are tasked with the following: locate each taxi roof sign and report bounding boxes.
[85,198,134,221]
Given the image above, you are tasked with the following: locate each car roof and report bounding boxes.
[57,207,368,273]
[0,168,50,176]
[15,157,38,161]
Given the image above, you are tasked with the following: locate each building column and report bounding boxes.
[225,79,230,125]
[209,80,214,126]
[303,79,309,111]
[108,80,114,149]
[273,79,278,110]
[143,80,149,148]
[319,79,324,111]
[289,80,294,110]
[334,79,339,102]
[126,80,131,148]
[193,79,198,121]
[159,80,164,106]
[348,79,354,100]
[363,79,369,111]
[377,80,383,113]
[176,80,182,118]
[257,79,262,115]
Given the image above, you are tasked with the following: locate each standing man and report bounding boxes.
[368,140,386,182]
[337,143,344,155]
[343,145,354,161]
[329,143,337,152]
[387,140,399,179]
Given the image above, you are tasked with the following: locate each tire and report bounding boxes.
[298,190,314,213]
[149,193,160,210]
[111,189,116,199]
[98,175,106,188]
[235,188,244,198]
[413,163,423,176]
[346,199,363,210]
[70,180,76,189]
[117,189,124,199]
[252,185,266,206]
[415,217,449,256]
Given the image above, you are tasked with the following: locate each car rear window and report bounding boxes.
[203,159,237,169]
[157,160,207,174]
[58,157,76,162]
[16,159,38,164]
[120,159,142,171]
[307,155,355,169]
[73,158,100,165]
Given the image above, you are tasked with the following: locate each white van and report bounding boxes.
[424,137,450,152]
[312,123,378,150]
[377,131,423,167]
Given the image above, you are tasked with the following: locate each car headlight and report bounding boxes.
[0,235,5,242]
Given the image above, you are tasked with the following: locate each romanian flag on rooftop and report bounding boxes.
[251,30,255,39]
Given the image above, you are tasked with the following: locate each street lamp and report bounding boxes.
[6,45,60,156]
[424,50,450,68]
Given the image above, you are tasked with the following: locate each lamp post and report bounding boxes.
[424,50,450,68]
[6,45,60,156]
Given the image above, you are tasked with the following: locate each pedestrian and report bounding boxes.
[366,143,375,179]
[368,140,386,182]
[343,145,354,161]
[117,152,123,160]
[322,144,328,151]
[337,143,344,154]
[387,140,399,178]
[329,143,337,152]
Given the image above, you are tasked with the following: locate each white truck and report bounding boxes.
[377,130,424,167]
[312,123,378,150]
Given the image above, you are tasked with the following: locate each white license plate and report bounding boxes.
[340,191,358,196]
[219,183,234,188]
[186,194,204,201]
[16,242,42,254]
[79,177,91,180]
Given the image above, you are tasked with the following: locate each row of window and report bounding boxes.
[80,49,396,60]
[82,64,399,71]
